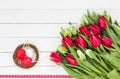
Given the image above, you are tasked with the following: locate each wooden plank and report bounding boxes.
[0,24,73,37]
[0,52,58,66]
[0,38,61,52]
[0,67,68,75]
[0,0,118,9]
[0,9,119,23]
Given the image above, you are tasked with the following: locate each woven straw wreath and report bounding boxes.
[13,43,39,69]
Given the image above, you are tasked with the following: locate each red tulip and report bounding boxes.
[50,52,62,63]
[101,36,112,47]
[75,36,87,48]
[90,34,101,48]
[90,23,101,35]
[98,16,107,29]
[65,54,77,66]
[62,35,74,48]
[79,26,90,36]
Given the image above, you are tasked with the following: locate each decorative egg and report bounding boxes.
[21,57,32,67]
[16,48,26,60]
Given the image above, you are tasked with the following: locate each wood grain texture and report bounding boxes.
[0,0,118,9]
[0,67,67,74]
[0,24,70,37]
[0,10,119,23]
[0,38,60,52]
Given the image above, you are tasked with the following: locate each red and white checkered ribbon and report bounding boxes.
[0,75,72,78]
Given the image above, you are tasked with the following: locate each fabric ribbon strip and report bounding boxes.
[0,75,72,78]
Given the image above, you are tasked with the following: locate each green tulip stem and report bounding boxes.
[66,64,98,77]
[112,44,120,54]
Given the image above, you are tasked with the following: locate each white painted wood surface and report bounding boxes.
[0,0,119,79]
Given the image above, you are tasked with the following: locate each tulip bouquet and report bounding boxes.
[50,10,120,79]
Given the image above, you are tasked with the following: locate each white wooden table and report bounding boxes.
[0,0,119,79]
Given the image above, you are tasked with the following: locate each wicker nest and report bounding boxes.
[13,43,39,69]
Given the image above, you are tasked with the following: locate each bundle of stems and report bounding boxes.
[50,10,120,79]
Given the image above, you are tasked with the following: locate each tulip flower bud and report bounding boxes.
[79,26,90,36]
[71,26,78,36]
[66,28,72,37]
[57,45,68,54]
[62,35,74,48]
[82,15,89,25]
[90,34,101,48]
[90,23,101,35]
[61,27,72,37]
[65,54,77,66]
[50,52,62,63]
[101,36,112,47]
[75,36,87,48]
[98,16,107,29]
[77,50,86,60]
[85,49,93,59]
